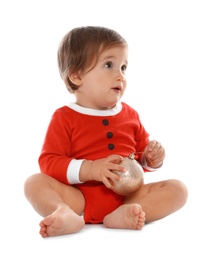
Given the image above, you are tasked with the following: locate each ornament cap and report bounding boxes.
[128,152,135,160]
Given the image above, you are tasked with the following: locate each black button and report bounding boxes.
[108,144,115,150]
[102,119,109,126]
[107,132,113,138]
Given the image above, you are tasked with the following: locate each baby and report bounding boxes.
[24,26,188,237]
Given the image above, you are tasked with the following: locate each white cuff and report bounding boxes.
[67,159,84,184]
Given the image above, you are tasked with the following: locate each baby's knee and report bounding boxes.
[169,179,188,205]
[24,173,43,197]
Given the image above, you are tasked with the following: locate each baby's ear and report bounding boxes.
[68,72,82,86]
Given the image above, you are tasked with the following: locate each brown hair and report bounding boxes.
[57,26,127,92]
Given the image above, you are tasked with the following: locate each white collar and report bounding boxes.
[68,102,122,116]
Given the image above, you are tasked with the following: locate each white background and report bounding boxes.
[0,0,210,259]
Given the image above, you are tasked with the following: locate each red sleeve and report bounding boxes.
[38,109,73,184]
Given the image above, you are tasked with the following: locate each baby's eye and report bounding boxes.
[105,61,113,69]
[121,64,127,73]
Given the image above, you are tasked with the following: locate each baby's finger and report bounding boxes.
[103,176,116,189]
[147,140,157,151]
[148,141,161,157]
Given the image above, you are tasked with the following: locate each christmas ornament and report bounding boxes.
[111,152,144,196]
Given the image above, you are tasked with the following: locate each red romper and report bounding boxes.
[38,102,150,223]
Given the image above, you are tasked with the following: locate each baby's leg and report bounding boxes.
[103,204,145,230]
[124,179,188,223]
[24,173,85,237]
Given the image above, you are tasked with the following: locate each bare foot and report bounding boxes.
[103,204,145,230]
[39,206,85,237]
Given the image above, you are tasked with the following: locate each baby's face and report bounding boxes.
[75,46,128,110]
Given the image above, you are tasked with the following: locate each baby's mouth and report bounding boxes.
[112,86,122,92]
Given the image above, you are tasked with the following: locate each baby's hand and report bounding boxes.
[144,140,165,168]
[89,155,126,189]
